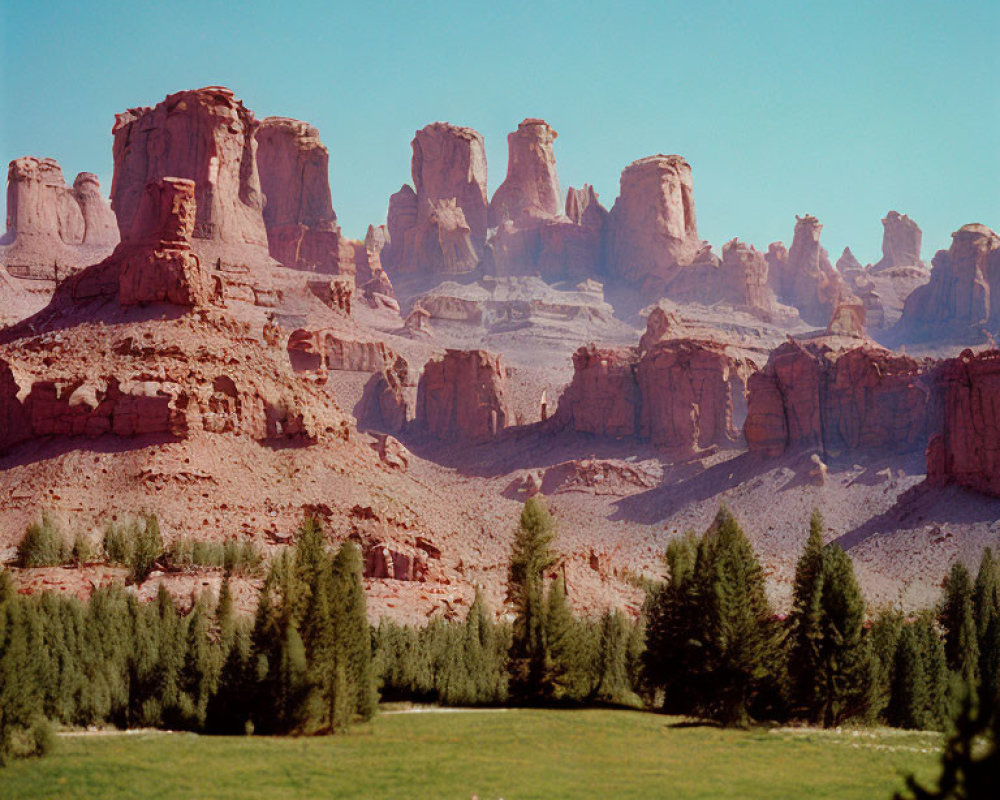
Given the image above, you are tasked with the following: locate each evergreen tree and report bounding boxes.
[329,540,376,727]
[507,497,558,703]
[695,506,775,726]
[544,573,580,700]
[788,510,827,721]
[973,548,999,644]
[869,608,905,722]
[814,544,873,726]
[940,562,980,702]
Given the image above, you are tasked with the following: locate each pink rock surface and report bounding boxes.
[767,215,845,326]
[716,238,775,317]
[111,87,271,271]
[873,210,923,271]
[256,116,348,273]
[1,157,118,279]
[927,349,1000,497]
[489,118,561,228]
[607,155,700,290]
[416,349,509,441]
[744,340,931,457]
[898,223,1000,340]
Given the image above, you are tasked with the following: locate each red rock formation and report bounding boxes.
[1,157,119,279]
[381,123,488,277]
[873,211,923,271]
[715,239,775,317]
[767,215,845,327]
[556,329,753,456]
[836,247,862,276]
[898,224,1000,340]
[111,87,271,271]
[927,350,1000,497]
[827,294,867,338]
[638,306,688,353]
[118,178,208,307]
[72,173,119,247]
[416,349,509,441]
[536,184,608,280]
[255,116,346,273]
[636,339,752,452]
[555,346,639,437]
[489,119,561,228]
[359,356,411,433]
[607,155,700,290]
[744,340,931,457]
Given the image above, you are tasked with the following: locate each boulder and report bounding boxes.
[926,350,1000,497]
[873,210,923,271]
[767,215,845,326]
[255,116,346,273]
[744,340,931,457]
[897,223,1000,341]
[638,305,688,353]
[1,157,118,280]
[607,155,700,290]
[111,86,271,271]
[416,349,509,441]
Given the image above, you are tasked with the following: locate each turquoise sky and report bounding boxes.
[2,0,997,263]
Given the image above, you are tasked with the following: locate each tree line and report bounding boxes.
[2,498,999,792]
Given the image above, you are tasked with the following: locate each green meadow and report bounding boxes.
[1,708,942,800]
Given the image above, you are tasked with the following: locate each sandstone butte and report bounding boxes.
[0,156,119,280]
[606,154,701,292]
[6,82,1000,621]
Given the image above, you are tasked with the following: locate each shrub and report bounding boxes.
[16,514,69,568]
[102,516,163,583]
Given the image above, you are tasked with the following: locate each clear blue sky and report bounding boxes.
[2,0,997,263]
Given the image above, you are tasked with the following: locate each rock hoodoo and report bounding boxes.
[744,340,931,457]
[1,157,119,280]
[489,118,561,227]
[416,349,509,441]
[897,223,1000,341]
[111,87,271,271]
[927,350,1000,497]
[381,123,488,276]
[255,116,349,274]
[767,215,845,327]
[607,155,700,291]
[873,210,923,271]
[714,238,775,318]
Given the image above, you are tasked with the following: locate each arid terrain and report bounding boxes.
[3,85,999,621]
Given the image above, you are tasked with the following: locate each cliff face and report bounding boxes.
[416,349,510,441]
[927,350,1000,498]
[744,340,932,458]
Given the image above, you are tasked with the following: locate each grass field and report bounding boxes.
[1,708,943,800]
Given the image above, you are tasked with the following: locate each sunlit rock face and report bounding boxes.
[111,86,272,271]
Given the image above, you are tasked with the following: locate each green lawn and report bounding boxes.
[1,708,942,800]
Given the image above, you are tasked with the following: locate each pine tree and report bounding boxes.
[973,548,1000,703]
[869,608,905,722]
[544,573,580,700]
[329,540,376,727]
[940,562,979,701]
[815,544,873,727]
[888,623,929,729]
[507,497,558,703]
[788,510,828,721]
[696,506,775,727]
